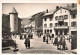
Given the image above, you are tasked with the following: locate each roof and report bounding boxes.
[9,7,18,14]
[21,18,31,26]
[53,7,77,15]
[53,7,70,15]
[43,12,53,16]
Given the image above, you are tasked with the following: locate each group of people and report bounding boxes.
[43,33,54,44]
[24,32,33,49]
[37,32,42,38]
[43,33,68,50]
[53,35,67,50]
[20,32,33,39]
[24,36,30,49]
[43,33,77,50]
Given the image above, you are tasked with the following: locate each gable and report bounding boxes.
[53,7,70,15]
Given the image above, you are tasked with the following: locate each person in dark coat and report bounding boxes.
[46,33,49,44]
[20,35,22,39]
[43,34,46,42]
[24,34,26,39]
[57,35,61,50]
[71,35,75,50]
[49,33,52,40]
[52,34,54,38]
[31,33,33,39]
[53,36,58,46]
[62,36,66,50]
[59,35,63,50]
[24,35,30,49]
[28,34,30,48]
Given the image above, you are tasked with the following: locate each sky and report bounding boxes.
[2,3,71,18]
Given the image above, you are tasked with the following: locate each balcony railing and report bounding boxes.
[54,26,69,29]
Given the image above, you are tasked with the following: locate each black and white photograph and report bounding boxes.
[2,3,77,54]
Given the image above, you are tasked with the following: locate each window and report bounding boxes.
[64,22,68,26]
[47,30,49,33]
[59,16,63,20]
[50,30,52,33]
[72,14,76,18]
[55,16,58,20]
[64,30,67,35]
[55,23,58,27]
[50,17,52,21]
[60,30,62,35]
[44,24,47,27]
[44,18,47,21]
[44,30,46,34]
[55,30,58,35]
[71,22,76,27]
[64,15,68,19]
[50,23,53,28]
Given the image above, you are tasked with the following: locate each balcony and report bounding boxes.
[58,19,64,22]
[54,26,69,29]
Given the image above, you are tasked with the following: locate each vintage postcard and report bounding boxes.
[0,0,79,54]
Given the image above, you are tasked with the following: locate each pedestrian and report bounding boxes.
[50,33,52,40]
[28,33,30,39]
[59,35,63,50]
[57,35,61,50]
[28,34,30,48]
[24,34,26,39]
[38,32,41,38]
[38,33,40,38]
[62,35,66,50]
[53,36,58,45]
[46,33,49,44]
[51,34,54,43]
[43,34,46,42]
[24,35,30,49]
[31,32,33,39]
[20,34,22,39]
[71,35,75,50]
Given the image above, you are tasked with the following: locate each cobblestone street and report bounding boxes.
[2,34,72,54]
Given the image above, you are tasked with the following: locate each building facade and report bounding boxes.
[2,14,10,34]
[2,7,22,34]
[9,7,19,33]
[53,7,70,37]
[43,4,77,38]
[29,12,44,34]
[43,12,53,34]
[69,6,77,37]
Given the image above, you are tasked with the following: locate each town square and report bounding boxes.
[2,3,77,54]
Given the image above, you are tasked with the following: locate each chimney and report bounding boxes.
[56,6,59,10]
[46,9,48,13]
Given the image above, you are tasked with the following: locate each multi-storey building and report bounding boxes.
[2,14,10,34]
[69,4,77,37]
[43,4,77,38]
[53,4,77,37]
[29,12,44,34]
[9,7,19,33]
[53,7,70,37]
[43,10,53,34]
[2,7,22,34]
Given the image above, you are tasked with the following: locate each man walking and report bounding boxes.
[24,35,30,49]
[43,34,46,42]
